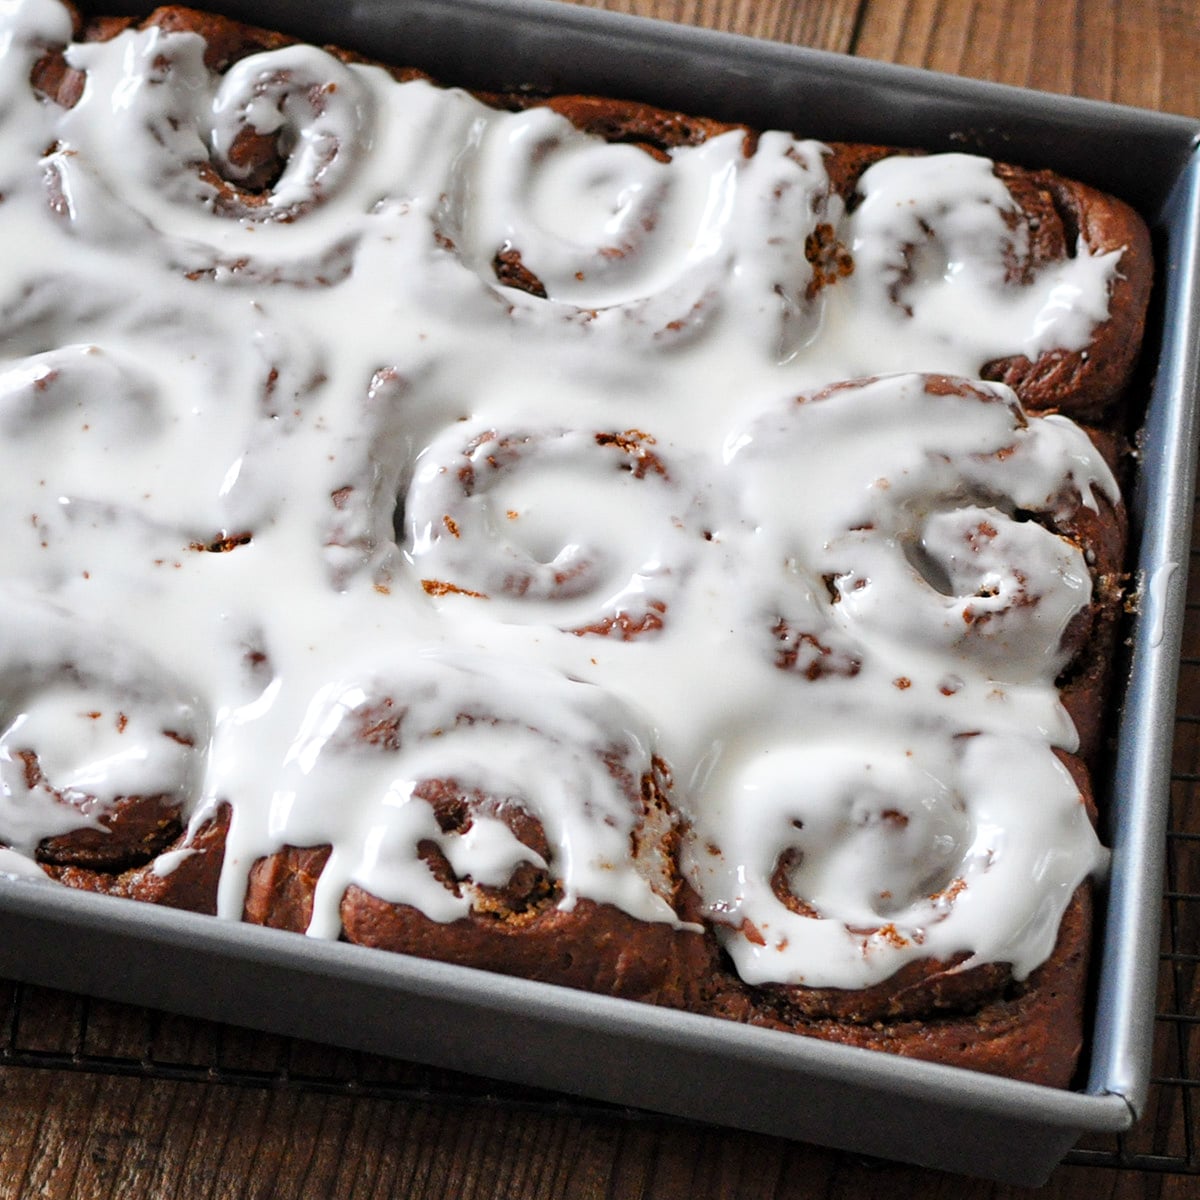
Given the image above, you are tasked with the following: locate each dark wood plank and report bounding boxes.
[0,1063,1185,1199]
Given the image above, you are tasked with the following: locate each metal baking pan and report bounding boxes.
[2,0,1199,1184]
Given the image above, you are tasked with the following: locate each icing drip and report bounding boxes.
[254,654,681,937]
[0,0,1123,990]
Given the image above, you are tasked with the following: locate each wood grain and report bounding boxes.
[852,0,1200,116]
[560,0,1200,118]
[544,0,865,52]
[2,2,1199,1198]
[3,1063,1196,1199]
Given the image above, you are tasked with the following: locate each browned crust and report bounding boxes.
[340,882,715,1009]
[494,92,742,160]
[702,883,1093,1089]
[241,769,714,1009]
[979,170,1154,420]
[40,804,231,915]
[35,792,184,871]
[242,843,332,930]
[1056,481,1129,765]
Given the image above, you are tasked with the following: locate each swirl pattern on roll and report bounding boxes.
[0,290,327,582]
[724,374,1116,685]
[404,423,704,636]
[40,21,375,279]
[823,154,1125,383]
[446,109,830,350]
[689,731,1101,990]
[0,595,207,868]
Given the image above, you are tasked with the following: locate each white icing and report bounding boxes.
[0,846,50,882]
[722,376,1109,685]
[0,0,1125,989]
[404,424,705,633]
[1144,561,1179,649]
[829,154,1123,373]
[0,592,207,855]
[689,731,1100,984]
[210,45,374,217]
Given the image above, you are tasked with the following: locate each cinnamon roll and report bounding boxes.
[403,423,705,637]
[824,152,1151,416]
[689,731,1102,1004]
[240,655,708,1005]
[36,6,376,283]
[0,596,207,876]
[724,373,1122,697]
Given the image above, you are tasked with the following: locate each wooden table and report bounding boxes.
[2,2,1199,1196]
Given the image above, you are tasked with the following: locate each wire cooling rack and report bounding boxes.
[1066,506,1200,1174]
[1,526,1198,1176]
